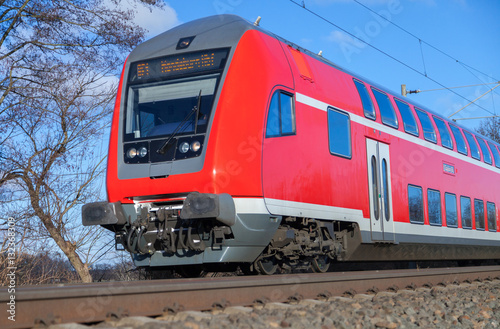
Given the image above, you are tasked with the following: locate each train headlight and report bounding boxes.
[138,147,148,158]
[126,147,137,158]
[179,142,190,154]
[191,141,201,152]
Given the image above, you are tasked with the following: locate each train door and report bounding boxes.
[366,138,395,242]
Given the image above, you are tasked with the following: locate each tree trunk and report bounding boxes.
[42,219,93,283]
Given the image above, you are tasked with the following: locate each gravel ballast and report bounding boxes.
[50,279,500,329]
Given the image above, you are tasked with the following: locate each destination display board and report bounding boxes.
[129,48,229,82]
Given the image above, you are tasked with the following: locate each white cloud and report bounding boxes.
[132,2,180,38]
[326,30,364,48]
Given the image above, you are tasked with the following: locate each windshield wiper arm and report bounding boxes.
[193,89,202,134]
[157,90,202,155]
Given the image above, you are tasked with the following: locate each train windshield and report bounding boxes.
[124,75,218,141]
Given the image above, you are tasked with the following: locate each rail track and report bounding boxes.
[2,265,500,329]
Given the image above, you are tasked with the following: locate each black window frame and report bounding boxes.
[382,158,390,221]
[463,130,481,161]
[487,202,496,232]
[460,196,472,229]
[445,192,458,228]
[476,137,492,165]
[474,199,485,231]
[394,98,419,137]
[488,141,500,168]
[408,185,424,224]
[371,88,399,129]
[353,79,376,121]
[449,124,468,156]
[327,107,352,159]
[265,90,296,138]
[433,116,454,150]
[414,108,437,144]
[427,189,442,226]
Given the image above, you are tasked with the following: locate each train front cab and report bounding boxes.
[82,16,311,271]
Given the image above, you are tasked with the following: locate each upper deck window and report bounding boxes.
[449,124,468,155]
[266,91,296,137]
[353,79,376,120]
[328,108,351,158]
[476,137,492,165]
[414,108,437,143]
[488,141,500,168]
[463,131,481,160]
[394,98,418,136]
[433,117,454,150]
[371,88,398,129]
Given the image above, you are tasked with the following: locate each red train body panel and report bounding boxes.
[83,15,500,274]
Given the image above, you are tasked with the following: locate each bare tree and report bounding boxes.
[0,0,164,282]
[476,117,500,144]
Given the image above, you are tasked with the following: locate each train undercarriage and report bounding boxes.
[91,193,356,276]
[84,192,500,278]
[120,215,353,276]
[246,217,349,275]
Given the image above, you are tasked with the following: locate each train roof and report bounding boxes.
[130,14,498,146]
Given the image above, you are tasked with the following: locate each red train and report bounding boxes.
[83,15,500,275]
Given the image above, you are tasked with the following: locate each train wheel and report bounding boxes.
[311,255,330,273]
[256,256,279,275]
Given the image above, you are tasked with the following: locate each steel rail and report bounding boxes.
[2,265,500,329]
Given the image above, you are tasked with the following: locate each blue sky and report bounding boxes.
[135,0,500,131]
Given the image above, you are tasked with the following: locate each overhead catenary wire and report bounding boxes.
[409,81,500,93]
[287,0,497,117]
[353,0,500,104]
[351,0,499,83]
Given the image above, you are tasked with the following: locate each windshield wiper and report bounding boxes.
[157,90,202,155]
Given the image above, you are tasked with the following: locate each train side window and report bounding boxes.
[487,202,497,232]
[371,157,380,220]
[463,131,480,160]
[382,159,390,221]
[474,199,485,230]
[414,108,437,143]
[281,92,295,135]
[476,137,492,165]
[449,124,468,155]
[408,185,424,224]
[265,91,296,138]
[461,196,472,229]
[433,117,454,150]
[445,193,458,228]
[371,88,398,128]
[488,142,500,168]
[327,108,351,158]
[428,189,442,226]
[353,79,376,120]
[394,98,419,136]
